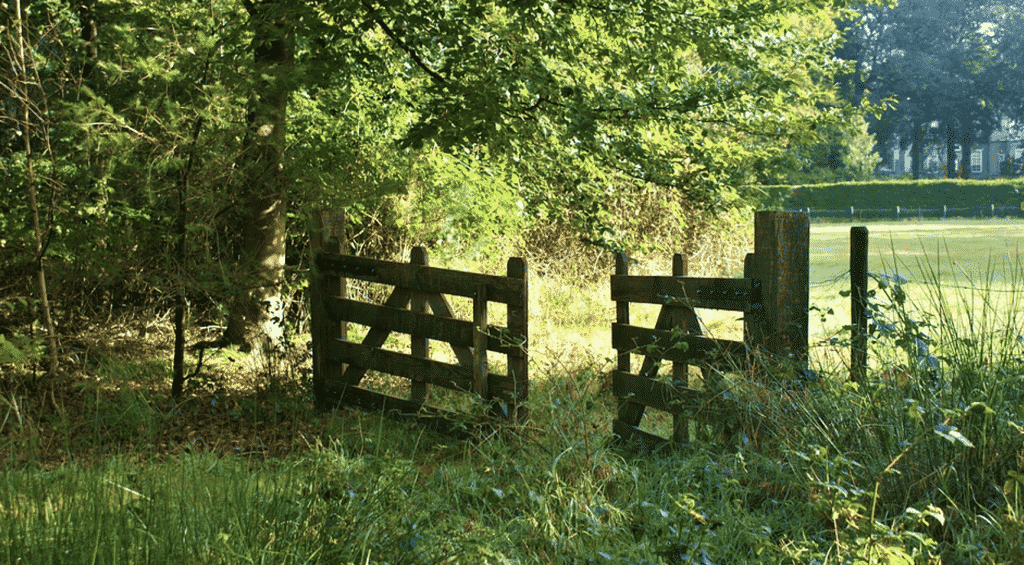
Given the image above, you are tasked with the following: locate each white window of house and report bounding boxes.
[971,149,983,173]
[1015,148,1023,161]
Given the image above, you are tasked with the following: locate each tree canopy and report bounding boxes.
[843,0,1024,178]
[2,0,875,375]
[296,0,868,223]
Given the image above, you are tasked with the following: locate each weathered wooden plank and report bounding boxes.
[671,254,693,444]
[614,254,645,427]
[327,296,467,343]
[410,247,430,405]
[611,323,747,369]
[317,386,482,439]
[486,374,525,418]
[612,371,704,414]
[320,384,435,415]
[324,296,522,356]
[504,257,529,422]
[753,211,809,362]
[610,276,757,311]
[328,340,479,394]
[422,291,475,367]
[315,252,525,303]
[335,287,411,386]
[613,372,736,423]
[311,210,348,410]
[612,419,670,453]
[472,285,488,396]
[850,226,869,384]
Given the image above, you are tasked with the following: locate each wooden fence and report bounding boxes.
[309,227,529,429]
[611,211,809,450]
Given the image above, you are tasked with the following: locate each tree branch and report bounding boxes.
[361,0,446,84]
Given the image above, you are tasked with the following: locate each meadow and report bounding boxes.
[2,218,1024,564]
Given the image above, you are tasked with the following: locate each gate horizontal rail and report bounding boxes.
[311,244,528,432]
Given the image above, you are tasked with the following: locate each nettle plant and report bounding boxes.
[827,267,1024,521]
[864,272,940,381]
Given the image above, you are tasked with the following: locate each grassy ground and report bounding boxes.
[2,218,1024,563]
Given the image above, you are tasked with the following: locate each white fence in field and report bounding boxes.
[786,204,1024,221]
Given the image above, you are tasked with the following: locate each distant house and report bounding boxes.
[888,125,1024,178]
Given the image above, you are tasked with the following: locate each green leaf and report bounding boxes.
[934,425,973,448]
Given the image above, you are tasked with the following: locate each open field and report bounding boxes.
[805,219,1024,369]
[808,218,1024,309]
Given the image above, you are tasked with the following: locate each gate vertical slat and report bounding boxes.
[473,284,489,397]
[411,246,429,404]
[615,254,645,428]
[671,254,689,444]
[504,257,529,422]
[311,210,347,410]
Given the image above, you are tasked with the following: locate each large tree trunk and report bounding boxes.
[222,0,292,350]
[945,122,957,178]
[960,130,973,179]
[910,122,923,180]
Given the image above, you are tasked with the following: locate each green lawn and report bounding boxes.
[805,218,1024,368]
[810,218,1024,294]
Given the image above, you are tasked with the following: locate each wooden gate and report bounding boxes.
[611,211,809,450]
[310,237,528,430]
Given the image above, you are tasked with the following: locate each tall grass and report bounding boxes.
[3,228,1024,563]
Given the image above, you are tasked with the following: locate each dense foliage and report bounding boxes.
[842,0,1024,178]
[1,0,880,371]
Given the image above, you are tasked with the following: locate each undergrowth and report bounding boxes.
[1,245,1024,563]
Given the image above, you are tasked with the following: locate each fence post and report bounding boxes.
[505,257,529,422]
[672,254,690,444]
[410,247,429,404]
[311,210,348,410]
[615,254,645,426]
[751,211,809,367]
[473,284,489,397]
[743,253,762,350]
[850,227,869,383]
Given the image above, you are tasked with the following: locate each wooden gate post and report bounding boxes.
[410,247,430,403]
[504,257,529,422]
[751,211,809,366]
[850,227,869,383]
[311,210,348,410]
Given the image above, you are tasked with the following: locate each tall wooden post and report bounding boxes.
[472,284,489,397]
[850,227,869,383]
[505,257,529,422]
[671,254,690,444]
[311,210,348,410]
[614,254,644,426]
[751,211,809,366]
[410,247,429,404]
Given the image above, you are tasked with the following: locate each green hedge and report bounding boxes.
[742,179,1024,211]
